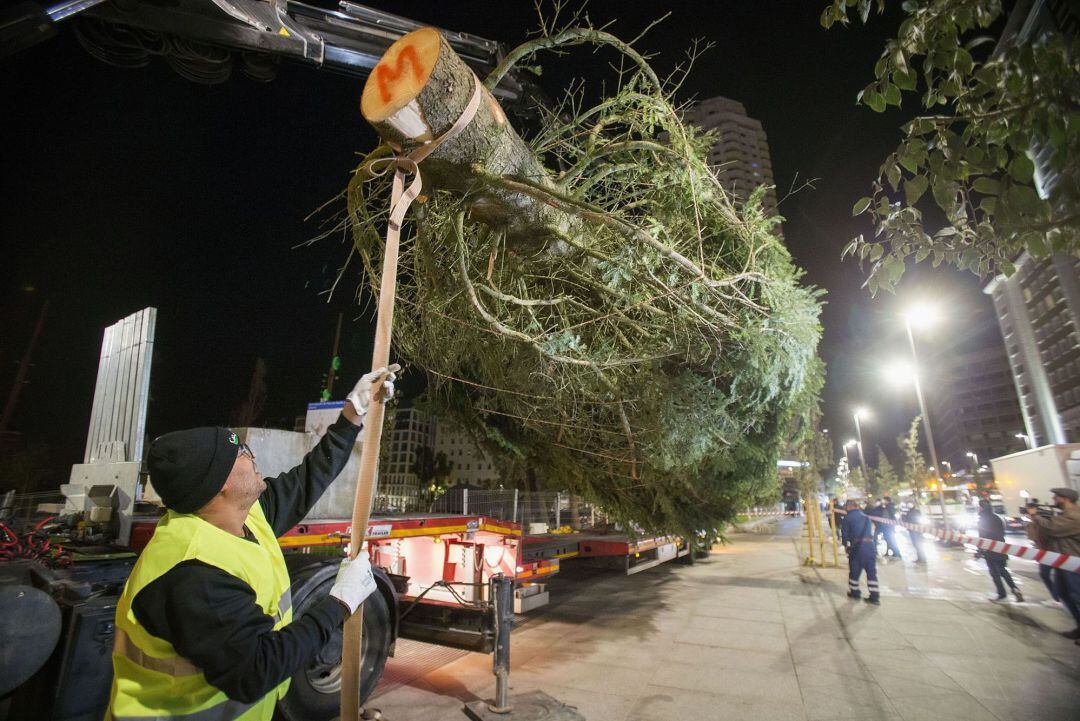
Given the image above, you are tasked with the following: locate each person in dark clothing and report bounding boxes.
[842,499,880,604]
[1025,488,1080,641]
[1024,497,1061,602]
[977,499,1024,602]
[828,497,845,547]
[107,368,395,721]
[879,496,902,558]
[903,502,927,563]
[865,500,885,556]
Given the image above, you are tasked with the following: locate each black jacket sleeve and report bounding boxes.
[130,560,347,703]
[259,413,362,536]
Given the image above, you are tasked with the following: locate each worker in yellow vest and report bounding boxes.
[106,368,396,721]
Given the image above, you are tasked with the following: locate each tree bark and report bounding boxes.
[361,28,573,248]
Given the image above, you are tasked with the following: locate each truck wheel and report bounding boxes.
[277,562,391,721]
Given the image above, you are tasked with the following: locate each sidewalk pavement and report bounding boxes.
[364,519,1080,721]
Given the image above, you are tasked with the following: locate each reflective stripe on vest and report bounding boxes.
[274,587,292,623]
[111,698,256,721]
[114,628,199,677]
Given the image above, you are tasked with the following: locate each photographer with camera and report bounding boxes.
[1026,497,1062,603]
[1025,488,1080,642]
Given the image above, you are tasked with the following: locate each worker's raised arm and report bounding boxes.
[259,368,396,536]
[259,414,361,536]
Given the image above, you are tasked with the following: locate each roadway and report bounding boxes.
[365,516,1080,721]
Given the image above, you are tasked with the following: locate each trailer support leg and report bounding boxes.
[490,574,513,713]
[464,575,584,721]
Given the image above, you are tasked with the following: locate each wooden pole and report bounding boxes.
[341,30,485,718]
[812,498,820,565]
[829,507,840,566]
[339,218,402,721]
[803,496,815,566]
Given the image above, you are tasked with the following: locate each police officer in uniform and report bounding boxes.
[842,499,881,604]
[106,368,395,721]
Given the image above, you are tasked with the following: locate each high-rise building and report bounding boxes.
[930,344,1027,469]
[982,0,1080,448]
[434,424,501,486]
[378,404,501,505]
[380,405,435,507]
[682,96,781,223]
[984,253,1080,446]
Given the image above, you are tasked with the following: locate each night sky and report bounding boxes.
[2,1,1003,482]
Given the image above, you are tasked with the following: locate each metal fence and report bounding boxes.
[383,487,610,531]
[0,490,66,532]
[0,485,612,535]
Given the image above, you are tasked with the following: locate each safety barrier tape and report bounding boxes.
[832,509,1080,573]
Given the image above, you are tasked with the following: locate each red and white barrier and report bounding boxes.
[831,509,1080,574]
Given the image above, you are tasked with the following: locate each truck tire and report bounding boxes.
[277,561,391,721]
[0,585,62,697]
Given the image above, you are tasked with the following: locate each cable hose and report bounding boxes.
[73,18,277,85]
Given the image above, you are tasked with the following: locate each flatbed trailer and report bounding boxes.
[522,531,690,575]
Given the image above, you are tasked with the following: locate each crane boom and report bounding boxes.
[6,0,523,100]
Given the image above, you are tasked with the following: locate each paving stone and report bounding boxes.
[673,626,792,653]
[889,691,1001,721]
[367,681,473,720]
[793,663,876,690]
[984,700,1080,721]
[650,662,802,702]
[510,682,638,721]
[690,602,787,624]
[800,682,896,720]
[511,658,657,696]
[684,615,791,639]
[657,641,794,672]
[626,685,808,721]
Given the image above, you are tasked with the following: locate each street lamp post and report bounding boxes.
[905,305,950,532]
[852,408,869,479]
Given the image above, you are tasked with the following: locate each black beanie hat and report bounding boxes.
[147,427,241,513]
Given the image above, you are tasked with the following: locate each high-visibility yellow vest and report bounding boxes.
[106,502,293,721]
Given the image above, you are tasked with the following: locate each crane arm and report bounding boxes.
[3,0,523,101]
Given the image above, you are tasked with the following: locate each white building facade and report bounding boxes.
[433,422,501,487]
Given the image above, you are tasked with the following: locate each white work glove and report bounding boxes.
[346,366,397,416]
[330,554,378,614]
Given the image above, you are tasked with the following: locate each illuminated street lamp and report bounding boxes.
[966,451,979,473]
[903,303,949,531]
[1015,432,1033,449]
[842,439,857,468]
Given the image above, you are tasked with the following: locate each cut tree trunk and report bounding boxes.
[361,27,572,248]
